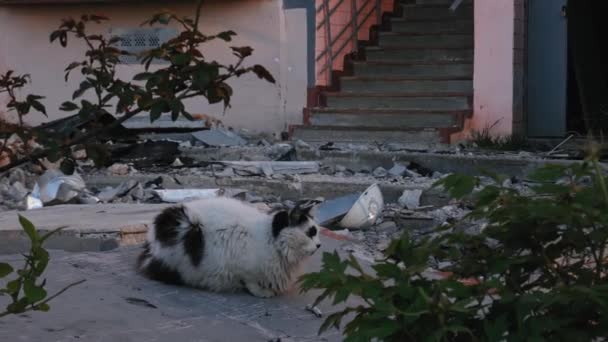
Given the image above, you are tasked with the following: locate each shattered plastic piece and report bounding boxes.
[25,195,43,210]
[305,304,323,318]
[153,188,247,203]
[191,128,246,147]
[339,183,384,230]
[398,189,423,210]
[310,193,360,227]
[31,169,86,204]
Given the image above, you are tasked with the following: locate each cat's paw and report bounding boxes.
[245,282,276,298]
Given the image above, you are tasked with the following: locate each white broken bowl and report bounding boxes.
[339,183,384,229]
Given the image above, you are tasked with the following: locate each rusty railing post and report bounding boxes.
[323,0,333,86]
[350,0,358,53]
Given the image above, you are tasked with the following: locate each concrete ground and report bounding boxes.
[0,205,363,342]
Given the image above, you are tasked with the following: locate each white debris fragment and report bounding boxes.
[372,167,388,178]
[25,195,43,210]
[108,163,131,176]
[32,169,86,204]
[398,189,423,210]
[305,304,323,318]
[171,158,184,167]
[388,163,407,177]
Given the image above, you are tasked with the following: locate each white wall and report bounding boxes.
[0,0,307,134]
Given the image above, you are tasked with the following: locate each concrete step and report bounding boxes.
[390,18,473,34]
[353,61,473,78]
[325,93,470,110]
[340,77,473,94]
[309,108,465,128]
[291,125,443,144]
[365,46,473,63]
[400,4,473,20]
[378,32,473,48]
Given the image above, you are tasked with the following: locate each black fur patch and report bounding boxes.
[154,206,187,246]
[183,224,204,267]
[272,211,290,238]
[289,205,313,226]
[142,258,184,286]
[306,226,317,238]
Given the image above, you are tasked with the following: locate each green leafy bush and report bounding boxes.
[0,0,274,171]
[0,216,84,318]
[300,145,608,341]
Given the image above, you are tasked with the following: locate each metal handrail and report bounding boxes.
[315,0,383,86]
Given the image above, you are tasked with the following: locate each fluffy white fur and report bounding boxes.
[138,197,321,298]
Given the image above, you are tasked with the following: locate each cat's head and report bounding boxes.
[271,199,322,261]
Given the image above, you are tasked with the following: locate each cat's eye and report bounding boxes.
[306,227,317,238]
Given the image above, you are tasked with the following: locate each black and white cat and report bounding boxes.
[137,197,322,298]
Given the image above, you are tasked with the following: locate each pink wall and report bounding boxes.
[315,0,393,86]
[465,0,515,138]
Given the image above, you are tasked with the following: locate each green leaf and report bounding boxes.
[133,72,154,81]
[73,80,93,99]
[36,303,50,312]
[19,215,39,243]
[170,53,191,66]
[6,279,21,295]
[216,30,236,41]
[149,100,165,123]
[0,262,14,278]
[60,101,79,111]
[29,99,47,116]
[231,46,253,58]
[23,279,47,303]
[252,65,276,83]
[434,174,476,199]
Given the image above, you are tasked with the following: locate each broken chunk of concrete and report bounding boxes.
[220,161,320,176]
[108,163,131,176]
[191,128,246,147]
[32,169,86,205]
[398,189,423,209]
[7,181,28,201]
[372,167,388,178]
[153,188,247,203]
[388,163,408,177]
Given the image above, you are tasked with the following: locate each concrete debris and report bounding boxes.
[372,166,388,178]
[25,195,43,210]
[153,188,248,203]
[31,169,86,205]
[398,189,423,209]
[220,161,320,176]
[171,158,184,167]
[108,163,132,176]
[191,128,247,147]
[388,163,408,177]
[7,181,29,201]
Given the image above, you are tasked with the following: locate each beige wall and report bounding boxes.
[469,0,516,136]
[0,0,307,134]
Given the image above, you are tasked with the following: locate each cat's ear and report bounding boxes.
[288,205,313,226]
[272,210,290,238]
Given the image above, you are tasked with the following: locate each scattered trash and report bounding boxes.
[310,193,360,227]
[305,304,323,318]
[191,128,247,147]
[339,183,384,230]
[25,195,43,210]
[31,169,86,205]
[398,189,423,210]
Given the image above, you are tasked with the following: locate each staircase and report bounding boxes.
[292,0,474,144]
